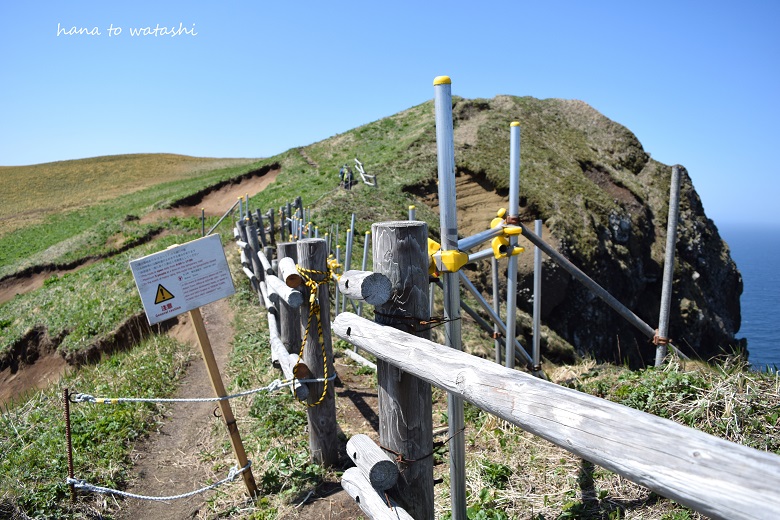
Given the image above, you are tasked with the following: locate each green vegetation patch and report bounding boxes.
[0,334,190,519]
[570,360,780,454]
[0,231,200,360]
[0,159,270,278]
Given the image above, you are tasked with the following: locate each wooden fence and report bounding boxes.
[228,75,774,518]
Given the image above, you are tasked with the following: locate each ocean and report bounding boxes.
[718,224,780,371]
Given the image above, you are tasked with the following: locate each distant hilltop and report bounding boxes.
[303,94,743,365]
[2,95,744,365]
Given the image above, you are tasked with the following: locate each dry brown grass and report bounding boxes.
[0,154,257,234]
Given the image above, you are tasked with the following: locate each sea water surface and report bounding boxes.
[718,224,780,371]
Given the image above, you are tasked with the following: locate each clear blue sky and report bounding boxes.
[1,1,778,226]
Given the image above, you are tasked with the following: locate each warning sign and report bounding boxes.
[130,234,235,325]
[154,284,175,304]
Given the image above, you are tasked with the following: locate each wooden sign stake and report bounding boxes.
[189,307,258,497]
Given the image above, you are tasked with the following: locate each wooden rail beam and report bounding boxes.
[332,312,780,520]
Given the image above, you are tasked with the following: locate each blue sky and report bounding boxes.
[1,1,778,226]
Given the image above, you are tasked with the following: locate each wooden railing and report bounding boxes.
[332,312,780,520]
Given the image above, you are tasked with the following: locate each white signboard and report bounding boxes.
[130,234,235,325]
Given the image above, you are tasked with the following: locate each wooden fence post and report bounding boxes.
[268,209,276,246]
[372,220,434,520]
[255,209,267,247]
[277,242,302,355]
[246,223,265,284]
[296,238,338,467]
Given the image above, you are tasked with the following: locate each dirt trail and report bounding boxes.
[140,169,280,225]
[115,299,236,520]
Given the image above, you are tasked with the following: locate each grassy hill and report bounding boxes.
[0,97,774,519]
[0,154,258,236]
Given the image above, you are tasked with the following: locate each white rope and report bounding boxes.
[72,373,337,405]
[67,461,251,502]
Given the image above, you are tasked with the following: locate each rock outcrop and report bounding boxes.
[426,96,744,366]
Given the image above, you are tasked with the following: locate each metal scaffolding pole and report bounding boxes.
[433,75,466,520]
[505,121,521,369]
[533,220,543,373]
[656,165,682,366]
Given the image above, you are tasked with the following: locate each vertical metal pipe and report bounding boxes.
[357,230,371,318]
[656,165,682,366]
[433,75,466,520]
[245,193,249,218]
[341,226,354,312]
[533,220,543,372]
[237,197,243,223]
[334,245,341,315]
[280,207,286,242]
[408,205,416,221]
[201,208,205,237]
[505,122,521,369]
[492,256,502,364]
[287,201,293,236]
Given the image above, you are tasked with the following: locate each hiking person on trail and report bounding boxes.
[339,165,345,187]
[345,167,353,190]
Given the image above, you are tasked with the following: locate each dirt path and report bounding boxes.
[140,169,280,224]
[115,299,236,520]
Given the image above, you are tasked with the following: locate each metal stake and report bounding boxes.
[64,388,76,503]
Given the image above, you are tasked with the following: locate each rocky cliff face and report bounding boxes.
[427,96,744,366]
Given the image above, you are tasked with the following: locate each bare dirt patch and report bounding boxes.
[140,168,280,225]
[0,261,98,305]
[114,299,238,520]
[0,349,69,405]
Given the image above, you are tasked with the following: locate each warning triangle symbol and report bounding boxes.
[154,284,175,304]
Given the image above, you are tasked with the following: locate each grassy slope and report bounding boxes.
[0,101,774,519]
[0,154,258,235]
[0,157,272,278]
[0,156,277,362]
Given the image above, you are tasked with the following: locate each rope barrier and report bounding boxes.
[71,374,337,405]
[294,264,332,407]
[67,461,252,502]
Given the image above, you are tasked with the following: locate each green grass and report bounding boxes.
[0,230,202,360]
[570,359,780,454]
[0,334,190,519]
[0,158,271,278]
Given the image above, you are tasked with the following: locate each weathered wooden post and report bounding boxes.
[255,209,267,247]
[277,242,302,354]
[296,238,338,466]
[372,220,434,520]
[267,209,276,246]
[246,222,265,284]
[346,434,399,491]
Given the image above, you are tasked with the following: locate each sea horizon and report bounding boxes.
[717,221,780,372]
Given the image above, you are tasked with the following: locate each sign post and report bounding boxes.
[130,234,258,497]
